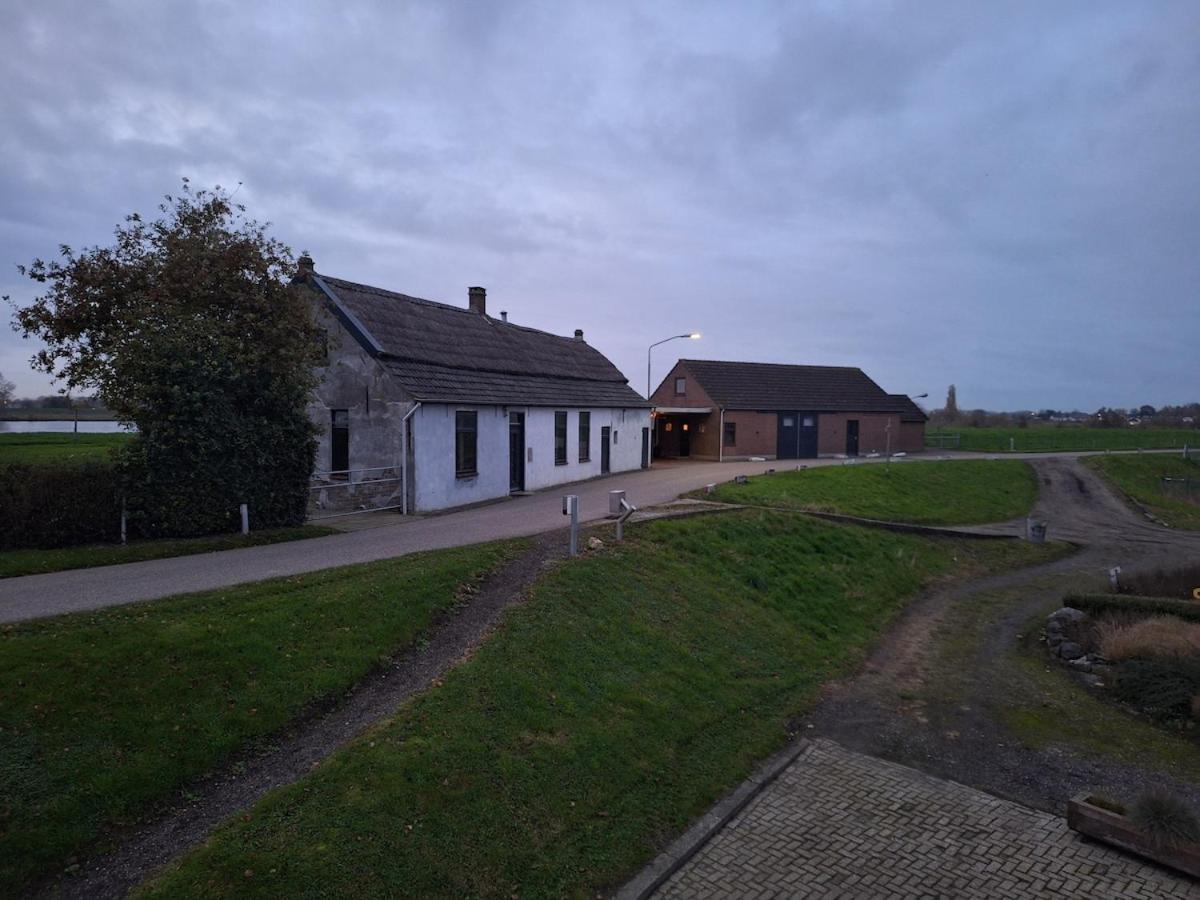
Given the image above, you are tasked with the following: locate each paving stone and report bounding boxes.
[653,740,1200,899]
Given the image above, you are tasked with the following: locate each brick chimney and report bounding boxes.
[468,286,486,315]
[574,329,584,341]
[295,253,315,281]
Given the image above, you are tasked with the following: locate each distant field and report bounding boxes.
[0,432,130,465]
[699,459,1037,525]
[1083,453,1200,530]
[927,426,1198,453]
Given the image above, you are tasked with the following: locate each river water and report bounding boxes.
[0,420,133,433]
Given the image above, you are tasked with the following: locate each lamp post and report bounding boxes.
[647,332,701,400]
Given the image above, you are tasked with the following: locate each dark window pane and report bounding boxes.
[578,411,591,461]
[724,421,736,447]
[456,410,477,477]
[331,409,350,473]
[555,411,568,464]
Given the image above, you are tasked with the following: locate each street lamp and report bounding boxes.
[647,332,701,399]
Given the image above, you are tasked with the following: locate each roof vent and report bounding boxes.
[468,286,486,315]
[500,311,508,322]
[574,328,584,341]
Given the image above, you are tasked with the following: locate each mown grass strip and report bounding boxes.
[140,511,1060,898]
[0,539,523,893]
[699,459,1036,525]
[0,525,340,579]
[1083,454,1200,530]
[0,432,130,465]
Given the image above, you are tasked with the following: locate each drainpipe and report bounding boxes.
[718,408,725,463]
[401,401,422,515]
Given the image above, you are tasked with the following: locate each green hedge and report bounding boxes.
[0,462,121,550]
[1065,593,1200,623]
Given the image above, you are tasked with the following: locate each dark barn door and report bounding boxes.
[679,423,691,457]
[776,412,798,459]
[798,413,819,458]
[777,412,819,459]
[600,426,611,474]
[640,427,650,469]
[846,420,860,456]
[508,411,525,492]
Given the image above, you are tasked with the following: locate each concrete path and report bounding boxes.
[652,739,1199,899]
[0,458,811,623]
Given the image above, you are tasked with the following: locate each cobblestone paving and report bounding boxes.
[655,740,1200,898]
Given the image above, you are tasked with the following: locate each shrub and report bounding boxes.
[1130,787,1200,848]
[0,462,120,549]
[1111,656,1200,720]
[1067,593,1200,624]
[1097,616,1200,662]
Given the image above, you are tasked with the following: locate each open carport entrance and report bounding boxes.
[652,408,712,459]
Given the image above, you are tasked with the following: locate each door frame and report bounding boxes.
[508,410,526,492]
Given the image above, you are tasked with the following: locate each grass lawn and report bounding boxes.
[0,539,522,893]
[0,432,130,465]
[699,459,1037,525]
[140,511,1060,898]
[926,426,1198,453]
[0,525,341,579]
[1083,453,1200,530]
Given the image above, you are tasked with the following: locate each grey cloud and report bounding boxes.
[1,1,1197,409]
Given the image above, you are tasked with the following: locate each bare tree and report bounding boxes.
[0,371,14,407]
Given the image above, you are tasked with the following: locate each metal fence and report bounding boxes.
[925,432,962,450]
[308,465,404,520]
[1161,476,1200,506]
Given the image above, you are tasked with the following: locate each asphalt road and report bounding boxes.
[0,457,809,623]
[0,449,1182,624]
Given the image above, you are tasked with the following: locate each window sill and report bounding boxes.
[554,460,568,467]
[456,471,477,480]
[579,457,590,463]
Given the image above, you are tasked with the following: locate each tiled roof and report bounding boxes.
[312,274,648,408]
[678,360,927,420]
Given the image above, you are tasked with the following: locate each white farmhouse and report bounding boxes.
[294,256,650,515]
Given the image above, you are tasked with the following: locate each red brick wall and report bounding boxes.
[818,413,925,456]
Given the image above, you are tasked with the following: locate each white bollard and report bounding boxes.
[562,495,579,556]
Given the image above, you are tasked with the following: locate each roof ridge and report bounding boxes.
[320,273,585,345]
[681,359,865,372]
[382,355,627,384]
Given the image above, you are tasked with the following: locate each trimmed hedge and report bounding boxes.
[1065,593,1200,623]
[0,462,121,550]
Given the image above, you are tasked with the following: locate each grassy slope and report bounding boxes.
[0,540,522,892]
[702,459,1037,525]
[141,511,1060,899]
[0,525,341,579]
[0,432,130,465]
[926,426,1197,453]
[1083,454,1200,530]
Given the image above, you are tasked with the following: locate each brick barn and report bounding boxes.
[649,359,926,461]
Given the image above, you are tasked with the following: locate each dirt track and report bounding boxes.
[807,456,1200,814]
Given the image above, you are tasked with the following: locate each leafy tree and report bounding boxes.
[0,372,13,407]
[9,182,319,537]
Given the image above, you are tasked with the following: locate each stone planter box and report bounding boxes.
[1067,792,1200,878]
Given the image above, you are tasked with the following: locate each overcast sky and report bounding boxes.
[2,1,1197,410]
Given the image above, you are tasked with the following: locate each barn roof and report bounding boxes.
[675,360,927,422]
[307,273,648,407]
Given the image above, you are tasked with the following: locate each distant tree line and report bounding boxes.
[928,385,1199,429]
